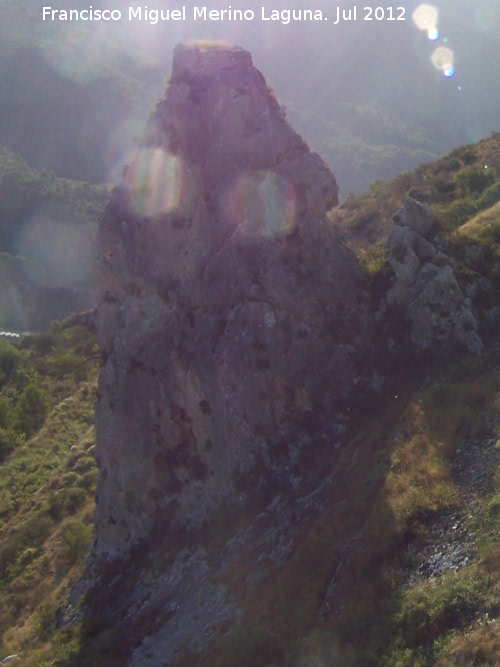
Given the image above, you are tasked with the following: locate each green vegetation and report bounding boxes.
[0,145,108,330]
[331,133,500,275]
[0,144,108,251]
[0,339,21,386]
[15,383,49,437]
[0,318,100,665]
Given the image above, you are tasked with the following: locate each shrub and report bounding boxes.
[0,394,13,428]
[434,198,477,229]
[397,569,494,648]
[0,340,21,386]
[62,521,93,562]
[459,147,477,165]
[434,176,455,195]
[487,494,500,517]
[33,331,56,355]
[15,383,49,437]
[455,167,494,195]
[58,487,88,514]
[52,351,79,375]
[476,180,500,211]
[342,192,361,211]
[358,245,388,276]
[0,427,22,462]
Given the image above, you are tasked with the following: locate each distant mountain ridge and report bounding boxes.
[0,0,499,194]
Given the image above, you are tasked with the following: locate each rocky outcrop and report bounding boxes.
[93,44,370,560]
[386,197,483,354]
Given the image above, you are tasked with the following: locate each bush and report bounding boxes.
[455,167,494,195]
[63,521,93,562]
[59,487,88,514]
[435,198,477,229]
[358,245,388,276]
[434,176,455,195]
[33,331,56,355]
[476,180,500,211]
[0,340,21,387]
[458,147,477,165]
[397,569,497,649]
[0,427,22,462]
[15,383,49,437]
[0,395,13,428]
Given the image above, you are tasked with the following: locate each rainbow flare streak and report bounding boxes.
[226,170,296,238]
[124,148,184,217]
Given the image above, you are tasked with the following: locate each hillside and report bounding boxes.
[3,317,500,665]
[0,145,107,330]
[0,318,101,665]
[2,53,500,667]
[332,132,500,246]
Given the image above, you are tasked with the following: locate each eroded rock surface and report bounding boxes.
[93,44,370,560]
[386,196,482,354]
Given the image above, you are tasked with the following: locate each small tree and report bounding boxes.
[0,340,21,387]
[15,383,49,437]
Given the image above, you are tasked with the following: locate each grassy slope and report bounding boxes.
[331,132,500,250]
[0,319,100,665]
[189,350,500,667]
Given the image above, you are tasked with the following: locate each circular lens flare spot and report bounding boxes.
[427,27,439,40]
[474,4,496,31]
[227,171,296,237]
[412,4,439,31]
[124,149,184,217]
[15,207,92,287]
[40,23,111,84]
[431,47,455,76]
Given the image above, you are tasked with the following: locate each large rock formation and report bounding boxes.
[386,197,483,354]
[93,44,370,560]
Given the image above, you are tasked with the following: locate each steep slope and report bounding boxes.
[0,319,101,665]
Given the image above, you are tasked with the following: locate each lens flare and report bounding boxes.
[427,27,439,40]
[124,148,184,217]
[412,4,439,32]
[105,118,148,184]
[15,207,92,287]
[226,170,296,237]
[40,23,112,84]
[431,47,455,77]
[474,3,497,31]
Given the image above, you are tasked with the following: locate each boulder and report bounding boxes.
[386,197,482,354]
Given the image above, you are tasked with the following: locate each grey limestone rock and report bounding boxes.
[393,195,434,237]
[386,197,482,354]
[93,43,369,560]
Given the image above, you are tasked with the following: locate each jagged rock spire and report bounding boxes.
[93,44,367,558]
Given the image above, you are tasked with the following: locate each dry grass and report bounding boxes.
[454,201,500,248]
